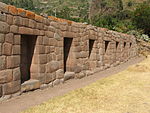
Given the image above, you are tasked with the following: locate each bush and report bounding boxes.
[133,3,150,35]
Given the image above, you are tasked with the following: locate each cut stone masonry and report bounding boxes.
[0,2,138,100]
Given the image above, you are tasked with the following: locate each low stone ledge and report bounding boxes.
[21,79,41,92]
[64,72,75,81]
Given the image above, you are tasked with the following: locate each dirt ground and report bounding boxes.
[0,56,145,113]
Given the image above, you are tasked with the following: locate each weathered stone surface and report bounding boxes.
[64,72,75,81]
[0,2,8,13]
[53,79,60,86]
[46,61,59,73]
[0,21,9,33]
[45,31,54,38]
[40,84,48,90]
[0,95,12,101]
[6,56,20,69]
[13,67,20,81]
[2,43,12,55]
[74,65,82,73]
[86,70,94,76]
[12,45,20,55]
[14,35,21,45]
[54,33,61,41]
[21,79,40,92]
[0,56,6,70]
[13,16,22,25]
[39,54,47,64]
[45,73,56,84]
[10,25,18,33]
[6,14,13,25]
[56,69,64,79]
[35,45,45,54]
[0,69,13,84]
[5,33,13,44]
[0,33,4,43]
[2,80,20,95]
[29,19,36,28]
[76,72,86,79]
[19,27,33,35]
[0,13,7,22]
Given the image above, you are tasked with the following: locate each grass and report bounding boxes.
[22,56,150,113]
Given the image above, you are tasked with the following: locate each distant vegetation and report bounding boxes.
[0,0,149,37]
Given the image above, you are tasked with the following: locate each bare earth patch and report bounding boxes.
[22,56,150,113]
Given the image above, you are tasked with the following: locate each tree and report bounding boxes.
[133,3,150,35]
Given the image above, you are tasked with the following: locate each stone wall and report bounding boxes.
[0,2,138,100]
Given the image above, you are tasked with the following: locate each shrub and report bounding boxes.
[133,3,150,35]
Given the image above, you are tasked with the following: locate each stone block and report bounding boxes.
[64,72,75,81]
[0,2,8,13]
[6,56,20,69]
[0,69,13,84]
[46,61,59,73]
[53,79,60,86]
[0,56,6,70]
[30,64,39,73]
[19,27,33,35]
[85,70,94,76]
[50,46,55,52]
[74,65,82,73]
[22,18,29,27]
[49,38,57,46]
[48,26,56,32]
[14,35,21,45]
[3,80,20,95]
[34,45,45,54]
[12,45,20,55]
[63,31,76,38]
[54,33,61,41]
[40,84,48,90]
[76,72,86,79]
[13,16,22,25]
[33,29,40,36]
[40,30,44,36]
[0,21,9,33]
[45,73,56,84]
[0,13,7,22]
[56,69,64,79]
[2,43,12,55]
[50,21,59,29]
[13,67,20,81]
[43,36,49,45]
[36,23,42,30]
[45,46,50,54]
[45,31,54,38]
[29,19,36,28]
[32,55,39,64]
[10,25,18,33]
[0,33,5,43]
[6,14,13,25]
[21,79,40,92]
[39,54,47,64]
[5,33,14,44]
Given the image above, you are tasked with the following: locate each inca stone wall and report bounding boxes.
[0,2,137,100]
